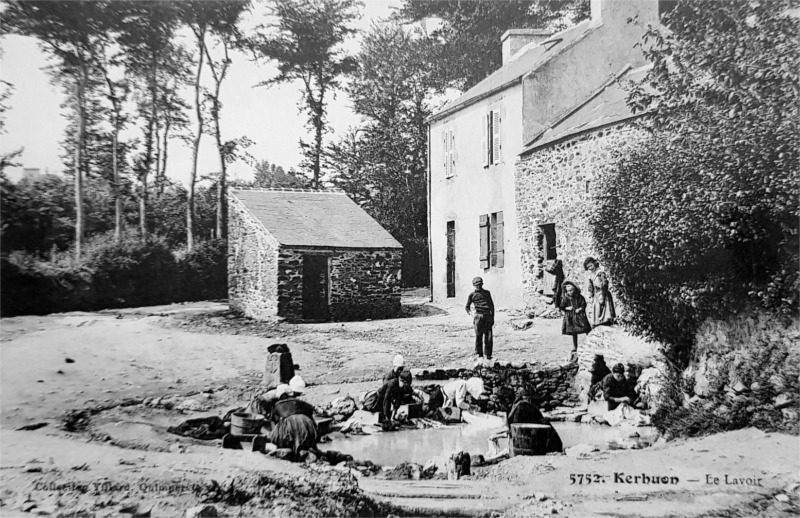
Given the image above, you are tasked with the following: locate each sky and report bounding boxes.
[0,0,405,187]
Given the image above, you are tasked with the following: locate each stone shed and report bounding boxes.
[228,188,403,321]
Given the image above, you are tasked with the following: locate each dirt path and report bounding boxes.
[1,299,797,517]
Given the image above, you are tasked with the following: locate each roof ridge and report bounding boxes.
[230,187,346,194]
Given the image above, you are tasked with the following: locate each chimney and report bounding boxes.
[501,29,553,65]
[590,0,659,27]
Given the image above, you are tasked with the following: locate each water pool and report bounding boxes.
[318,420,657,466]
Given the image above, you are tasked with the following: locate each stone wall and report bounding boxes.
[329,249,402,321]
[514,124,647,310]
[277,247,402,321]
[685,311,799,426]
[228,197,280,319]
[416,363,579,412]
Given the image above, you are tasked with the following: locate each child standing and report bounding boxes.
[559,281,591,362]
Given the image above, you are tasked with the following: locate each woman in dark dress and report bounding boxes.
[559,281,592,360]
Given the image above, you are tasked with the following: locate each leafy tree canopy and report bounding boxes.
[593,0,799,366]
[396,0,589,89]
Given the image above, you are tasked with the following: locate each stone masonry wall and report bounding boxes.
[228,197,280,320]
[277,247,402,321]
[277,248,305,319]
[416,363,579,413]
[514,124,647,311]
[329,249,402,321]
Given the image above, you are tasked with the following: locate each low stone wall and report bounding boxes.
[228,198,280,319]
[416,363,579,413]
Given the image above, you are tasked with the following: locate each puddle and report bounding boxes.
[319,420,658,467]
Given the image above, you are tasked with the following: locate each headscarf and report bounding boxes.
[392,354,405,368]
[289,375,306,394]
[561,280,582,296]
[275,384,291,398]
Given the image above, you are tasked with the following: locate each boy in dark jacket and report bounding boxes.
[466,277,495,360]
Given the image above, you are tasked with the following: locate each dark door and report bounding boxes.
[302,255,329,320]
[446,221,456,298]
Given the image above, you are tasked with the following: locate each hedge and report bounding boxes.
[0,237,227,317]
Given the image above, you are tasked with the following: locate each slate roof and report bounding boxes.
[428,18,600,122]
[231,189,402,249]
[520,64,651,156]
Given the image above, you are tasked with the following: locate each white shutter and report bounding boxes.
[442,129,448,175]
[492,110,501,164]
[450,130,456,177]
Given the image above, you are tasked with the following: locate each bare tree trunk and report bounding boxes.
[159,119,170,195]
[73,71,87,259]
[112,122,121,243]
[188,32,206,251]
[154,124,161,199]
[140,54,158,240]
[214,113,226,240]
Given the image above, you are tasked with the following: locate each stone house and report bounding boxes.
[228,188,403,321]
[427,0,659,308]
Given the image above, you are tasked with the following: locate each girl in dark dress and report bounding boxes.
[559,281,592,360]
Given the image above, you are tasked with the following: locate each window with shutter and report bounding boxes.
[490,213,497,267]
[481,114,489,167]
[492,111,501,164]
[496,211,504,268]
[450,130,456,177]
[442,130,448,175]
[479,214,489,269]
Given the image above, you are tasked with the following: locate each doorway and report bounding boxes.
[302,254,330,320]
[539,223,557,295]
[446,221,456,298]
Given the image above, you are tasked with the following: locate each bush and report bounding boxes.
[0,236,229,316]
[85,236,179,309]
[176,238,228,301]
[1,252,92,316]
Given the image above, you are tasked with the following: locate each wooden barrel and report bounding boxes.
[231,412,264,435]
[510,423,561,456]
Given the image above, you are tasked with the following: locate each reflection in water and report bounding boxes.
[318,421,657,466]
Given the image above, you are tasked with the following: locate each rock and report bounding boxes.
[769,374,787,392]
[773,393,793,410]
[20,502,37,512]
[267,448,294,460]
[715,405,731,416]
[750,382,762,392]
[781,408,798,422]
[447,451,471,480]
[422,459,438,479]
[731,381,747,394]
[175,399,206,412]
[185,505,218,518]
[775,494,790,503]
[565,444,599,457]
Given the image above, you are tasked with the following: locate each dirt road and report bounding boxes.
[1,297,797,517]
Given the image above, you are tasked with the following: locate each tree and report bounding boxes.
[249,159,310,188]
[592,0,799,367]
[0,49,23,173]
[247,0,361,188]
[397,0,589,90]
[2,0,113,259]
[180,0,250,247]
[326,23,444,286]
[116,0,184,240]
